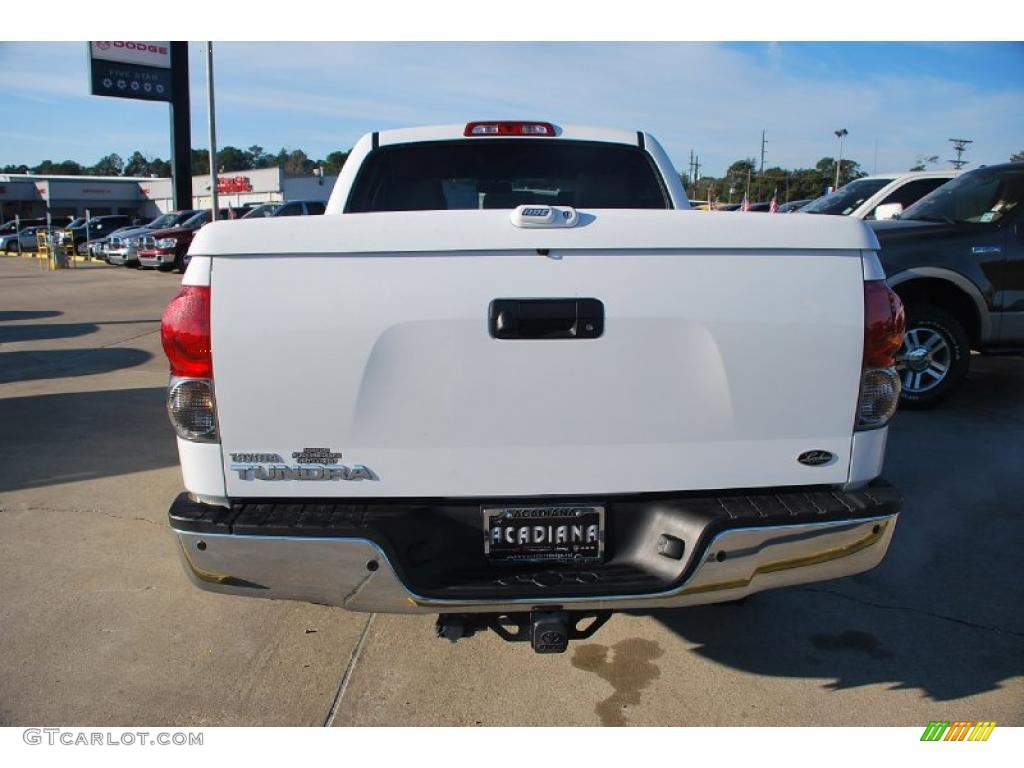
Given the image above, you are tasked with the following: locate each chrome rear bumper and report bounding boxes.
[169,487,900,614]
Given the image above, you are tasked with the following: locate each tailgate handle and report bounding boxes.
[489,299,604,340]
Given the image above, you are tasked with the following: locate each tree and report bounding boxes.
[34,159,86,175]
[1,164,30,174]
[149,158,171,177]
[217,146,251,172]
[1012,150,1024,162]
[91,153,124,176]
[246,145,272,169]
[191,148,210,175]
[283,149,313,176]
[815,156,865,189]
[323,150,350,175]
[123,151,150,177]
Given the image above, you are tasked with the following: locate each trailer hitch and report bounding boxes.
[435,610,611,653]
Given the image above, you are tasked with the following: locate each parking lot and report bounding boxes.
[0,254,1021,727]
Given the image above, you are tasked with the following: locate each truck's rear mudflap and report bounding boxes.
[168,482,900,651]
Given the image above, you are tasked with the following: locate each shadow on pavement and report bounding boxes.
[0,322,99,344]
[0,348,152,384]
[0,387,178,493]
[643,585,1022,703]
[644,356,1024,704]
[0,310,63,322]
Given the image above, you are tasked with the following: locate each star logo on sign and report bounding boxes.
[155,84,165,94]
[102,77,112,88]
[143,82,152,92]
[116,79,126,89]
[130,81,140,91]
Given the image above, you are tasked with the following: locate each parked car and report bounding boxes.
[802,171,957,221]
[870,161,1024,406]
[106,210,200,266]
[1,226,59,253]
[0,217,49,236]
[241,200,325,218]
[777,199,811,213]
[138,208,245,272]
[163,120,904,654]
[58,215,134,255]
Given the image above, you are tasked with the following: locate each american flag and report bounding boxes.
[769,190,779,213]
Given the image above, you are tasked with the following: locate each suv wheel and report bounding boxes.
[895,304,970,408]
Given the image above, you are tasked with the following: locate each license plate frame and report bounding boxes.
[482,504,605,564]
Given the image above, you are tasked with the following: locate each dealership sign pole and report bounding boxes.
[88,41,192,212]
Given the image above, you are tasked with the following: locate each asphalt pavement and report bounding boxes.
[1,255,1021,726]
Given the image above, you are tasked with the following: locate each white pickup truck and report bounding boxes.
[162,121,905,653]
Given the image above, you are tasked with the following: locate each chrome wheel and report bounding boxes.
[896,327,951,394]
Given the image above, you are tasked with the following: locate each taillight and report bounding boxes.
[464,121,556,137]
[162,285,217,442]
[161,285,211,378]
[857,281,905,429]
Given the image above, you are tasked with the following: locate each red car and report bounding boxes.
[137,208,244,272]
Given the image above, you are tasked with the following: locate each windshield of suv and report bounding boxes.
[346,139,670,212]
[900,167,1024,225]
[801,178,892,216]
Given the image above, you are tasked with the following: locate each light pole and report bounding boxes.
[206,42,219,219]
[834,128,848,190]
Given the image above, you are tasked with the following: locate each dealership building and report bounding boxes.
[0,167,337,223]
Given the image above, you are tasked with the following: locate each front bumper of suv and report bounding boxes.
[168,483,901,614]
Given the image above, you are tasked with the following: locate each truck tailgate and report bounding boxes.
[200,210,871,498]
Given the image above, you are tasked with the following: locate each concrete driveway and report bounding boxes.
[1,256,1021,726]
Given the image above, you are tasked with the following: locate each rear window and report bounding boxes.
[345,139,670,212]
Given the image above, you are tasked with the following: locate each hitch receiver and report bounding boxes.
[435,610,611,653]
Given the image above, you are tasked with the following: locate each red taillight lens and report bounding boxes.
[161,285,212,378]
[863,280,905,368]
[464,121,556,137]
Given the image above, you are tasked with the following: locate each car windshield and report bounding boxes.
[346,139,670,212]
[147,214,179,229]
[67,218,86,228]
[801,178,892,216]
[900,167,1024,226]
[242,204,282,218]
[181,211,211,228]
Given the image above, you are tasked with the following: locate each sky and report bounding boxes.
[0,41,1021,179]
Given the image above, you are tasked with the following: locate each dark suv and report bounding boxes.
[870,162,1024,406]
[61,215,134,255]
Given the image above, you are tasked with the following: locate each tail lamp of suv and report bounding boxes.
[857,280,905,429]
[161,285,217,442]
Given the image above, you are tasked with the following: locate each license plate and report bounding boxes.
[483,505,605,563]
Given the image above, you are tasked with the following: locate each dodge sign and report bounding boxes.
[89,41,173,103]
